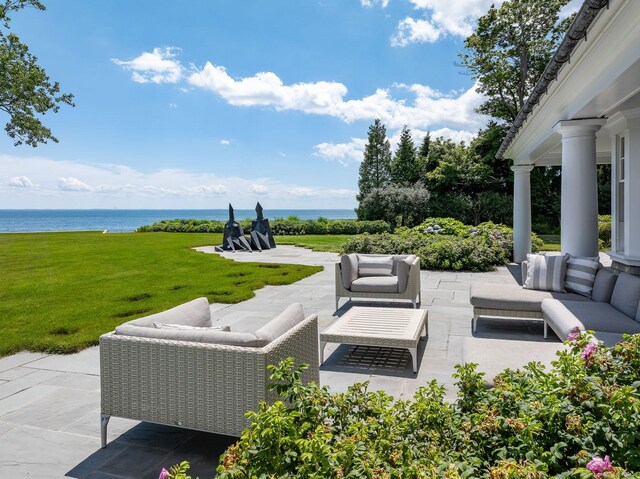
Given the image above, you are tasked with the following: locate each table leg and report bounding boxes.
[409,347,418,373]
[319,341,327,364]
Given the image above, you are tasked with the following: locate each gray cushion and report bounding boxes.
[542,299,640,339]
[391,255,411,275]
[357,255,393,277]
[470,283,589,312]
[350,276,399,293]
[565,255,600,298]
[523,254,568,292]
[594,331,625,348]
[114,324,259,346]
[397,255,417,293]
[591,268,618,303]
[117,297,212,328]
[154,322,230,332]
[340,254,358,289]
[609,273,640,320]
[254,303,305,347]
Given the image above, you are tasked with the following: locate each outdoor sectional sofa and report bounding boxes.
[335,254,421,309]
[99,298,319,448]
[470,261,640,345]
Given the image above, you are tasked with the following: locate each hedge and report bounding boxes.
[136,218,390,235]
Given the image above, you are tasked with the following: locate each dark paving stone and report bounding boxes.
[66,441,128,478]
[115,423,196,450]
[97,445,171,478]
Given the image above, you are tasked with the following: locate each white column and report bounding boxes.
[512,165,534,263]
[555,119,606,258]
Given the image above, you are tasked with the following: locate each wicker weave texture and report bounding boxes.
[473,307,544,319]
[335,257,421,304]
[100,315,319,438]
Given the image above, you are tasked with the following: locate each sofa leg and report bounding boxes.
[101,413,110,448]
[544,321,548,339]
[412,299,417,309]
[335,296,339,311]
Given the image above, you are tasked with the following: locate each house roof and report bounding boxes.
[495,0,610,160]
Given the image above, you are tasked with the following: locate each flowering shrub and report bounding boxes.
[202,333,640,478]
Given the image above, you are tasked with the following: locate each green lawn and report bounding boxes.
[539,234,561,252]
[275,234,350,252]
[0,231,322,357]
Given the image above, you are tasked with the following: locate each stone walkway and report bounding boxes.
[0,246,559,478]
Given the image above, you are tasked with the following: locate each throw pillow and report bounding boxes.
[153,322,230,332]
[357,255,393,277]
[523,254,568,292]
[565,255,600,298]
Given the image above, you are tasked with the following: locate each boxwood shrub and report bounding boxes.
[161,333,640,478]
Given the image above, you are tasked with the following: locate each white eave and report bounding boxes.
[504,0,640,166]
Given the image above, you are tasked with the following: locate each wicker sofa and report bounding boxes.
[100,298,319,448]
[335,254,421,309]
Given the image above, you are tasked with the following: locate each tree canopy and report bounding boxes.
[357,119,392,200]
[390,126,420,186]
[0,0,74,146]
[460,0,572,124]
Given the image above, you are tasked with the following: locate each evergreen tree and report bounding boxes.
[418,131,431,158]
[357,119,392,200]
[390,126,419,186]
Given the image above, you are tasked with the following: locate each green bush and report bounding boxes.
[207,334,640,478]
[137,219,390,236]
[415,217,469,236]
[599,214,611,249]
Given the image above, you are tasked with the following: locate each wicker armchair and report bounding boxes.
[335,254,421,309]
[99,314,319,448]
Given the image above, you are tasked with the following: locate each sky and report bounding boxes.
[0,0,581,209]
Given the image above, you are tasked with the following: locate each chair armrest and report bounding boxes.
[521,260,529,286]
[338,254,358,289]
[398,256,420,293]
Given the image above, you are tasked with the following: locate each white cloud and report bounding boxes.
[219,139,231,145]
[191,184,229,195]
[392,0,504,46]
[391,17,441,46]
[186,61,486,130]
[249,184,268,194]
[361,0,389,7]
[8,176,33,188]
[0,155,357,209]
[314,137,367,165]
[112,47,183,84]
[169,103,178,108]
[57,177,92,191]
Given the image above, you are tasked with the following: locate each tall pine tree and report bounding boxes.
[390,126,419,186]
[357,119,392,200]
[418,131,431,158]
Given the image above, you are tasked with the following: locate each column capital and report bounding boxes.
[511,165,534,174]
[554,118,606,138]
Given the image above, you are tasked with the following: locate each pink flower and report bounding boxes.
[581,342,598,360]
[159,469,170,479]
[567,330,580,341]
[587,455,613,474]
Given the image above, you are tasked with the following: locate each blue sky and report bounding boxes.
[0,0,579,209]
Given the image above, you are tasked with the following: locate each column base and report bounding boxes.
[611,260,640,276]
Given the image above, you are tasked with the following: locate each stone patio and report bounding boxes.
[0,246,568,478]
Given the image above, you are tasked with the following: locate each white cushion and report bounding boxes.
[357,255,393,277]
[154,322,230,332]
[523,254,568,293]
[565,255,600,298]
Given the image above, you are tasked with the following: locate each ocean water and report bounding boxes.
[0,209,357,233]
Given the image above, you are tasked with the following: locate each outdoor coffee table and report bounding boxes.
[320,306,428,373]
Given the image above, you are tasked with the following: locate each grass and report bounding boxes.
[274,234,350,252]
[539,234,561,252]
[0,231,322,357]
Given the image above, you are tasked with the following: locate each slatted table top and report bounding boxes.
[321,306,427,347]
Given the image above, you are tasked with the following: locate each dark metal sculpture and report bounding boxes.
[250,202,276,251]
[221,204,251,252]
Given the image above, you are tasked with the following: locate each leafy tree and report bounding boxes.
[0,0,74,146]
[470,122,511,194]
[358,185,430,228]
[357,118,392,201]
[460,0,572,123]
[390,125,419,186]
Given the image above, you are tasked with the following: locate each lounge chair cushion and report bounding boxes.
[564,255,600,298]
[470,283,588,312]
[117,297,212,329]
[397,255,416,293]
[523,254,568,292]
[341,254,359,289]
[357,255,394,277]
[609,273,640,321]
[114,324,259,346]
[594,331,625,347]
[542,299,640,339]
[591,268,618,303]
[154,323,230,332]
[254,303,306,347]
[350,276,399,293]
